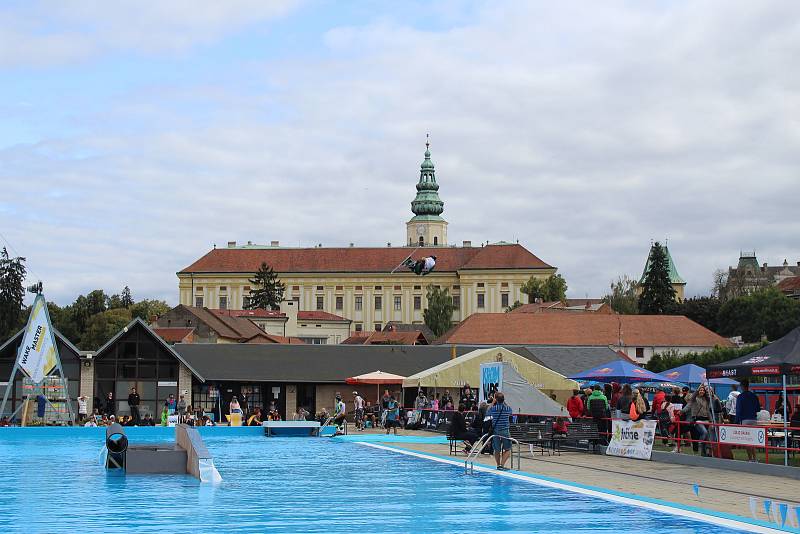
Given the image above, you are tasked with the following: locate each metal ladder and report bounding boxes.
[464,434,521,474]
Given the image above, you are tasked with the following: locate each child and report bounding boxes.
[552,416,569,436]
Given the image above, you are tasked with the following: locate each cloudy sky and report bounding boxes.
[2,1,799,306]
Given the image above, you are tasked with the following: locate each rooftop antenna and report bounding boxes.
[426,132,430,150]
[27,281,43,295]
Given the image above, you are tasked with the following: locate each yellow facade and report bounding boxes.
[178,266,555,332]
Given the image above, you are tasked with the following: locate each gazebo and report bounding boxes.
[346,370,405,402]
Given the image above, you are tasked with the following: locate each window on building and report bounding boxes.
[374,323,382,332]
[635,347,645,359]
[452,296,460,309]
[243,296,251,308]
[195,296,204,308]
[394,285,401,290]
[414,296,421,310]
[374,286,382,290]
[419,236,424,246]
[355,286,363,291]
[452,285,460,290]
[394,296,402,311]
[292,285,300,291]
[501,293,509,308]
[196,286,203,291]
[299,337,327,345]
[316,285,323,291]
[316,296,324,310]
[501,282,509,288]
[375,296,382,310]
[355,323,363,332]
[433,236,438,245]
[220,286,227,292]
[477,294,485,308]
[355,296,362,311]
[219,296,228,310]
[477,283,484,288]
[414,285,421,290]
[335,296,343,310]
[336,285,343,291]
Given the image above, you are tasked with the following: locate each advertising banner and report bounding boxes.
[606,419,657,460]
[479,362,503,404]
[718,425,766,447]
[16,295,59,384]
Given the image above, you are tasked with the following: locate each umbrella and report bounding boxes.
[346,371,406,403]
[661,364,738,386]
[569,359,673,384]
[708,326,800,467]
[632,381,686,393]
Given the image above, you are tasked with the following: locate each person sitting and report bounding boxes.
[403,255,436,276]
[142,414,155,426]
[247,408,263,426]
[317,408,330,424]
[449,403,479,452]
[83,417,97,427]
[363,402,377,428]
[791,402,800,441]
[293,407,309,421]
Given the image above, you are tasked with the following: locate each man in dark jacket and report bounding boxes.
[449,404,479,450]
[735,379,761,462]
[128,387,141,425]
[587,385,610,445]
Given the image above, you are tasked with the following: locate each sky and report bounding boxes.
[1,0,799,306]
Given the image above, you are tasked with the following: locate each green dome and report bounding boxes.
[411,138,444,218]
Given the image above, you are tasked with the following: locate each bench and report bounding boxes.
[511,423,553,456]
[564,420,600,453]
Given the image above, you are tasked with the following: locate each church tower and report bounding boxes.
[407,136,448,247]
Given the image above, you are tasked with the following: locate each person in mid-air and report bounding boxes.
[403,255,436,275]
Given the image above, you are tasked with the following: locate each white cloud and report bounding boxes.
[2,1,799,305]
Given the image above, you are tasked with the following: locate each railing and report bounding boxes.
[464,433,521,474]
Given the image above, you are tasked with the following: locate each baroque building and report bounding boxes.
[177,141,556,333]
[724,252,800,298]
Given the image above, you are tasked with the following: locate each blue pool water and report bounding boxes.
[0,429,748,533]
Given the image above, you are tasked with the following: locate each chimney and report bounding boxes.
[271,240,279,247]
[279,300,299,337]
[227,241,236,248]
[762,262,767,272]
[387,242,392,247]
[349,243,354,247]
[463,240,472,247]
[797,261,800,267]
[247,240,252,246]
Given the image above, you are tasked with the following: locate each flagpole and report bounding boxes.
[782,373,788,467]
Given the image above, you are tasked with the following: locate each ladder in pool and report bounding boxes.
[464,433,521,474]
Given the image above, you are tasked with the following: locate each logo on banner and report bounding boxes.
[607,419,657,460]
[16,296,59,384]
[480,363,503,403]
[718,425,765,446]
[752,366,780,375]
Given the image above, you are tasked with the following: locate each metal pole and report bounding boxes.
[0,361,20,419]
[783,374,788,467]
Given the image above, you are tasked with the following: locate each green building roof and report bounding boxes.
[640,243,685,285]
[410,137,444,222]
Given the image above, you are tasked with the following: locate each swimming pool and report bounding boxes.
[0,429,766,533]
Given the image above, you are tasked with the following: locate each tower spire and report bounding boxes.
[411,136,443,216]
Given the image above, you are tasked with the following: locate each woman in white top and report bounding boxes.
[229,396,242,414]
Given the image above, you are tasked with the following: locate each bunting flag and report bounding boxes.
[15,295,59,383]
[748,497,759,520]
[778,503,788,528]
[764,499,772,517]
[692,484,699,497]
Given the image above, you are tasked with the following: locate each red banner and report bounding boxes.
[751,366,781,375]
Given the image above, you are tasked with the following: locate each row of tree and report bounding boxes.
[646,343,767,373]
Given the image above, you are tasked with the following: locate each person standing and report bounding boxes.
[353,391,365,431]
[586,385,610,445]
[735,379,761,463]
[165,393,177,415]
[127,387,141,426]
[105,392,115,417]
[77,395,88,423]
[725,384,740,422]
[333,393,346,430]
[567,390,584,419]
[487,392,513,470]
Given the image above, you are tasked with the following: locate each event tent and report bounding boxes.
[402,346,578,404]
[569,359,672,384]
[661,364,738,386]
[346,370,405,400]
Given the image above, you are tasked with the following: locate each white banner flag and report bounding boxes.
[16,295,59,384]
[606,419,658,460]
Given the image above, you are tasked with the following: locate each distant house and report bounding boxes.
[435,313,732,363]
[152,327,195,345]
[341,324,429,345]
[510,299,613,314]
[726,253,800,297]
[777,276,800,300]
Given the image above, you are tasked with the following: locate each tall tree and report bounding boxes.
[81,308,132,350]
[130,299,170,321]
[120,286,134,308]
[602,275,639,314]
[521,274,568,303]
[0,247,27,340]
[520,276,545,303]
[717,288,800,343]
[423,285,455,337]
[670,296,722,333]
[245,262,285,310]
[638,242,676,314]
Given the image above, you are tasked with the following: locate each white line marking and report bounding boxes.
[357,442,789,534]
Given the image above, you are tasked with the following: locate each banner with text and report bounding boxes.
[15,295,59,384]
[718,425,766,447]
[479,363,503,404]
[607,419,657,460]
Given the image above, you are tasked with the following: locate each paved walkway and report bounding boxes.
[352,428,798,529]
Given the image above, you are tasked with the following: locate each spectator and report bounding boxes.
[247,408,263,426]
[725,384,740,422]
[567,390,584,419]
[610,383,622,408]
[294,407,309,421]
[603,384,614,409]
[83,417,97,427]
[317,407,330,424]
[449,403,479,451]
[629,389,647,421]
[586,385,609,445]
[681,386,691,404]
[461,385,477,411]
[184,405,196,426]
[684,384,712,456]
[487,391,513,470]
[552,416,569,436]
[160,406,169,426]
[165,394,177,415]
[735,378,760,465]
[471,401,489,437]
[77,395,88,423]
[128,387,141,426]
[791,402,800,440]
[415,390,428,410]
[430,394,440,428]
[655,394,672,446]
[202,415,215,426]
[669,387,684,406]
[333,393,346,429]
[142,414,155,426]
[177,394,187,417]
[385,395,400,435]
[652,389,666,417]
[104,392,115,417]
[616,384,633,419]
[441,390,453,410]
[229,396,242,417]
[353,391,365,431]
[774,393,792,420]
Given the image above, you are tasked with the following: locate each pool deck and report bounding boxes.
[352,428,799,530]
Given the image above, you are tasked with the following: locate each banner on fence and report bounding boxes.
[718,425,765,447]
[606,419,657,460]
[479,363,503,404]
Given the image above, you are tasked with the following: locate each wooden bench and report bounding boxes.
[511,423,553,456]
[564,420,600,453]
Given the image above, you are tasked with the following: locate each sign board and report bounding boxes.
[167,414,180,427]
[606,419,657,460]
[158,381,177,387]
[16,295,59,384]
[479,363,503,404]
[718,425,765,447]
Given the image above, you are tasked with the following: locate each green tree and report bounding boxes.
[81,308,132,350]
[521,274,568,303]
[244,262,285,310]
[0,247,27,341]
[717,288,800,343]
[107,293,123,309]
[670,296,722,333]
[130,299,170,321]
[85,289,108,316]
[602,275,639,315]
[120,286,134,308]
[505,300,523,313]
[646,343,768,373]
[423,285,455,337]
[638,242,676,314]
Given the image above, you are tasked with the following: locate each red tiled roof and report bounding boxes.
[179,244,552,274]
[437,313,733,348]
[209,308,349,322]
[778,276,800,291]
[341,333,370,345]
[364,330,428,345]
[152,327,194,343]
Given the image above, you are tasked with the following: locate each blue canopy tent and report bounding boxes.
[661,364,738,386]
[569,360,673,384]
